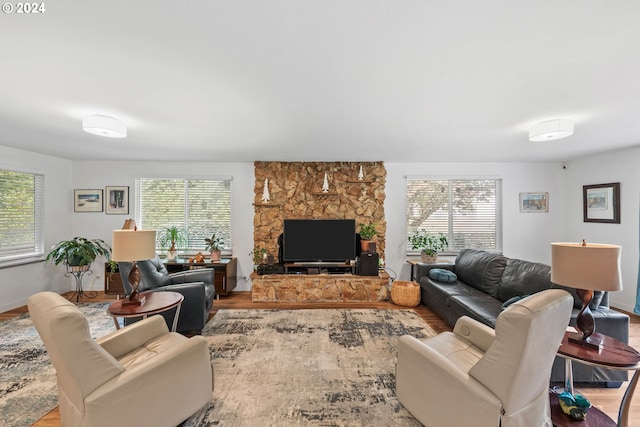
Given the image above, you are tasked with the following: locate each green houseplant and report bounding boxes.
[250,247,267,270]
[204,233,225,262]
[408,230,448,262]
[161,226,184,260]
[358,222,377,252]
[46,237,111,270]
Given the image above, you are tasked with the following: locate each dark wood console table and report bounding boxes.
[164,258,237,297]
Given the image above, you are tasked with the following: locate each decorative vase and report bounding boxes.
[166,250,177,261]
[421,251,437,263]
[210,250,221,262]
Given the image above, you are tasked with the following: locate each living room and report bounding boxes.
[2,2,640,426]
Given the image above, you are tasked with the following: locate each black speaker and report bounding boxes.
[257,264,285,275]
[357,252,379,276]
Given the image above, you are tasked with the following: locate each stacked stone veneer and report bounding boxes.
[251,273,390,302]
[253,161,387,261]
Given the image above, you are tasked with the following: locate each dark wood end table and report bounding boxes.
[551,331,640,427]
[108,291,184,332]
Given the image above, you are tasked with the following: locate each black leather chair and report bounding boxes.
[118,255,215,334]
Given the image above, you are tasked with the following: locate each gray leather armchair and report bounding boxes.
[118,255,215,334]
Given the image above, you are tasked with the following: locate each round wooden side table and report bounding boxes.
[108,291,184,332]
[551,331,640,427]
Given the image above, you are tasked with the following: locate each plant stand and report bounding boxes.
[65,265,97,303]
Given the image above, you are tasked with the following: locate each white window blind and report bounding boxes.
[406,178,502,254]
[0,169,45,267]
[136,178,232,252]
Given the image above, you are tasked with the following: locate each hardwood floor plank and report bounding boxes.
[5,291,637,426]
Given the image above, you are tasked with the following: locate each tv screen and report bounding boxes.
[283,219,356,263]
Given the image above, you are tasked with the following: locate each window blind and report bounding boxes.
[0,169,45,267]
[406,178,502,254]
[136,177,232,252]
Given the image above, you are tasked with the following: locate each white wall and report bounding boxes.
[70,161,256,291]
[563,146,640,313]
[9,152,634,312]
[0,146,72,311]
[384,162,566,281]
[1,155,571,311]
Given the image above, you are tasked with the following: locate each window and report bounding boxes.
[0,169,45,267]
[406,178,502,254]
[136,177,232,253]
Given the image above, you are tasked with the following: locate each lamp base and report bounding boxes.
[568,331,604,351]
[122,294,146,307]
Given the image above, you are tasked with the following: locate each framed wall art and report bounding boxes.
[105,186,129,215]
[583,182,620,223]
[74,189,103,213]
[519,192,549,213]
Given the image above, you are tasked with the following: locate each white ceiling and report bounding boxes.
[2,1,640,162]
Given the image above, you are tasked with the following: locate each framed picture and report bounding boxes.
[583,182,620,223]
[519,192,549,213]
[74,189,103,212]
[105,186,129,215]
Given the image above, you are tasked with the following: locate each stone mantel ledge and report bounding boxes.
[251,272,390,302]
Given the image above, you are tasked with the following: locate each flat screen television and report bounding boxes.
[282,219,356,263]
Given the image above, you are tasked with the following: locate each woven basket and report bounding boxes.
[391,280,421,307]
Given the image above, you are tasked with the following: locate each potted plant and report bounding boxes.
[250,247,267,270]
[204,233,225,262]
[408,230,449,263]
[358,222,377,252]
[161,226,184,260]
[46,236,111,271]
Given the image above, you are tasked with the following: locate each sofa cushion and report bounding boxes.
[429,268,458,283]
[454,249,507,298]
[496,258,554,302]
[449,294,504,328]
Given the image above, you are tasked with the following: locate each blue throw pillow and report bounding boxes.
[501,294,530,310]
[429,268,457,283]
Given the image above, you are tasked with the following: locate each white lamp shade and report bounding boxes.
[551,242,622,292]
[83,115,127,138]
[529,119,574,142]
[111,230,156,262]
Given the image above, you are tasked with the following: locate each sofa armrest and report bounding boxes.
[157,281,207,302]
[453,316,495,353]
[97,316,169,359]
[169,268,215,285]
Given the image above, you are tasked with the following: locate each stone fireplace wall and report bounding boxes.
[253,161,386,262]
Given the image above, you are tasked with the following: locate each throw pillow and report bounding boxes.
[429,268,457,283]
[501,294,530,310]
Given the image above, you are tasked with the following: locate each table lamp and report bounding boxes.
[112,220,156,306]
[551,240,622,350]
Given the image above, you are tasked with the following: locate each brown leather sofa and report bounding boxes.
[414,248,629,386]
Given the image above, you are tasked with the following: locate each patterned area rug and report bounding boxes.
[183,309,434,427]
[0,303,115,427]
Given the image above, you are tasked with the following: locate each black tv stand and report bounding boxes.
[284,262,355,275]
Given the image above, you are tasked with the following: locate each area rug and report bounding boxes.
[0,303,115,427]
[183,309,434,426]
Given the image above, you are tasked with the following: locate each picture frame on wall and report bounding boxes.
[74,189,103,213]
[583,182,620,224]
[105,186,129,215]
[519,192,549,213]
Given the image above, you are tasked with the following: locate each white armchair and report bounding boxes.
[28,291,214,427]
[396,289,573,427]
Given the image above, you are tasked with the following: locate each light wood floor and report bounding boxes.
[4,291,638,426]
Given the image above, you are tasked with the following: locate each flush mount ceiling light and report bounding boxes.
[529,119,574,142]
[82,115,127,138]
